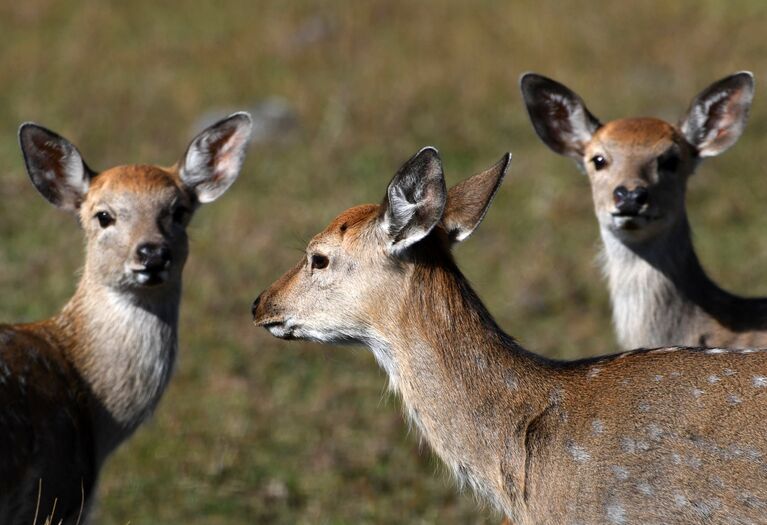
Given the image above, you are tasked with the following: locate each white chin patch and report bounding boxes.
[611,215,650,231]
[132,269,169,286]
[267,324,292,338]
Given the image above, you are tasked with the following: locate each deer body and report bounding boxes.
[521,72,767,350]
[0,114,252,524]
[253,149,767,523]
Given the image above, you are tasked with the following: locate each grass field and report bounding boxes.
[2,1,767,523]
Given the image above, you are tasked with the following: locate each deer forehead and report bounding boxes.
[589,118,683,159]
[84,164,189,211]
[311,204,381,246]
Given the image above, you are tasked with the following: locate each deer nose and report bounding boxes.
[251,294,262,319]
[613,186,649,214]
[136,243,171,269]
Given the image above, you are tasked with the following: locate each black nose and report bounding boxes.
[251,294,262,318]
[137,243,171,269]
[613,186,649,214]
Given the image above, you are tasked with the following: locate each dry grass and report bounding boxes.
[1,1,767,523]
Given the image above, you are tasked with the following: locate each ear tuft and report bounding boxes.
[442,153,511,243]
[520,73,601,163]
[380,147,447,253]
[18,123,94,211]
[180,111,253,203]
[679,72,755,158]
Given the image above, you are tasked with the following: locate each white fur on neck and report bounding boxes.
[60,284,179,458]
[599,227,701,349]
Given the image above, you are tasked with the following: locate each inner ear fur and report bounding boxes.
[442,153,511,242]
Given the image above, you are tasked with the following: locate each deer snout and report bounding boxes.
[613,185,649,215]
[251,294,262,319]
[136,242,172,270]
[252,290,286,332]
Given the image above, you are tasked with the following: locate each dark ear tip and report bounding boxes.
[519,72,540,87]
[18,122,43,142]
[519,72,555,94]
[227,111,253,126]
[733,71,755,90]
[416,146,441,163]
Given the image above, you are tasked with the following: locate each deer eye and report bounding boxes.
[657,151,680,173]
[95,211,115,228]
[311,254,329,270]
[591,155,608,171]
[172,206,190,224]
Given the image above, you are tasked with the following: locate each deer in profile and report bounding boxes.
[253,147,767,524]
[0,113,252,524]
[520,72,767,351]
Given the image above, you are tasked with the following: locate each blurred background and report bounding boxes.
[1,1,766,523]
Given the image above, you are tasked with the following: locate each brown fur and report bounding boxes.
[253,151,767,523]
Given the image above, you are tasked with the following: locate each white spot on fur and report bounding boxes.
[504,371,518,390]
[588,367,602,379]
[727,394,742,405]
[592,419,605,435]
[606,502,626,524]
[685,455,702,469]
[653,374,664,382]
[611,465,629,480]
[646,424,663,441]
[753,376,767,388]
[707,374,720,384]
[637,481,654,496]
[710,476,725,489]
[566,441,591,463]
[692,388,704,399]
[705,348,727,355]
[549,387,564,404]
[723,368,736,377]
[620,437,649,454]
[675,493,688,507]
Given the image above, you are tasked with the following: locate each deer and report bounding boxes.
[519,72,767,352]
[0,112,252,524]
[253,147,767,524]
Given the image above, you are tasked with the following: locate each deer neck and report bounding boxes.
[599,216,728,349]
[368,254,549,514]
[54,276,180,460]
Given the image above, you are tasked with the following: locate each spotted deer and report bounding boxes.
[519,72,767,351]
[253,148,767,524]
[0,113,252,524]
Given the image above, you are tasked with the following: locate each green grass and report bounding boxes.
[1,1,767,522]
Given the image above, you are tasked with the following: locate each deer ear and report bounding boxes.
[180,112,253,203]
[520,73,601,164]
[380,147,447,254]
[18,123,95,211]
[680,72,754,158]
[442,153,510,243]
